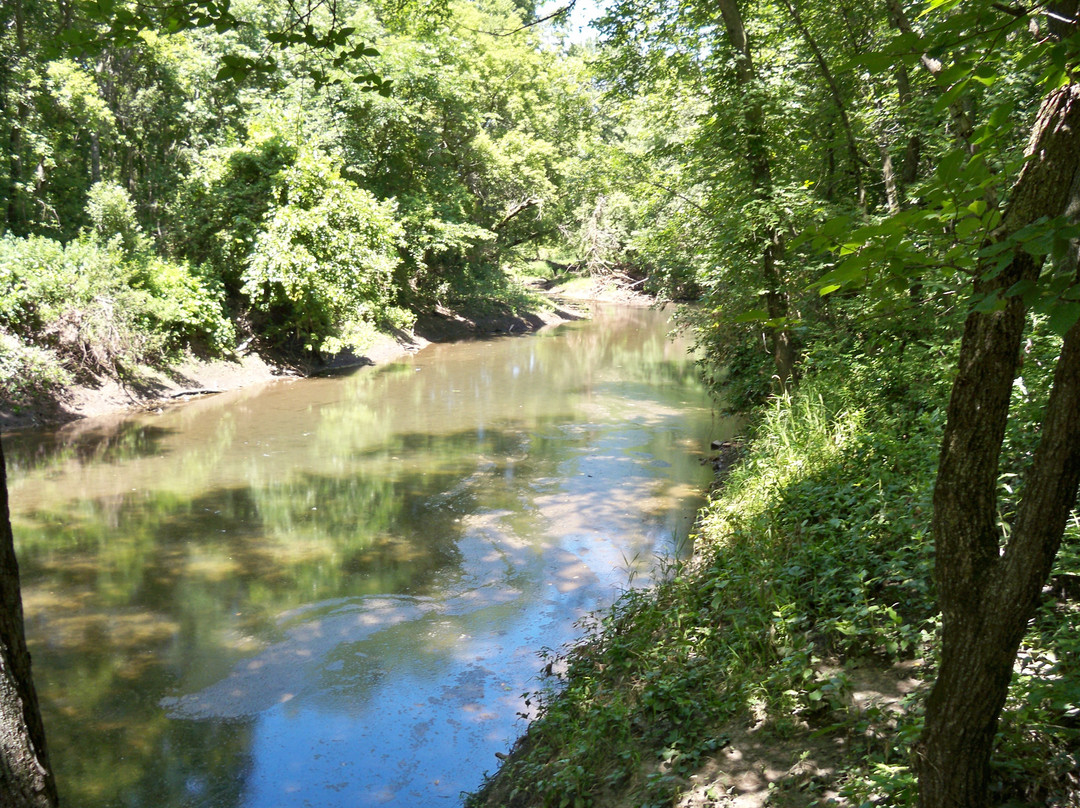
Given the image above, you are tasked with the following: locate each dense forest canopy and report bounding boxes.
[1,0,612,386]
[3,0,1080,806]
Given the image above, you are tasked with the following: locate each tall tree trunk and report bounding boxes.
[881,144,901,214]
[90,132,101,186]
[883,0,921,207]
[917,80,1080,808]
[0,439,58,808]
[715,0,798,389]
[4,0,28,233]
[779,0,866,209]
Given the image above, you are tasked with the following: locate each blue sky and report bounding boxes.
[539,0,606,43]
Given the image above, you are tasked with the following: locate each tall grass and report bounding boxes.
[468,332,1080,808]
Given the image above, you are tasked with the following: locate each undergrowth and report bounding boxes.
[467,324,1080,808]
[0,233,233,399]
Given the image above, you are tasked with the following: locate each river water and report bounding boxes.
[3,304,735,808]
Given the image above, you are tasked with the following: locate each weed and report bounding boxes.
[467,330,1080,808]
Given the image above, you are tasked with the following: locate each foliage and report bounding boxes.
[470,318,1080,807]
[85,182,147,256]
[0,234,232,382]
[3,0,599,376]
[3,0,1080,803]
[469,336,943,807]
[242,149,408,353]
[173,132,299,293]
[0,331,72,406]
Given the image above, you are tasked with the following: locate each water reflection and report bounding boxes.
[5,304,736,807]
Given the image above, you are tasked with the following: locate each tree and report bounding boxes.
[801,0,1080,800]
[714,0,798,389]
[0,437,57,808]
[916,73,1080,808]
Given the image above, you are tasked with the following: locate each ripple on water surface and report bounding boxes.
[7,304,738,808]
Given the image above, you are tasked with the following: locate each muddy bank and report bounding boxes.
[0,301,587,434]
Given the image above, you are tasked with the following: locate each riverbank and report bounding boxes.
[6,300,717,808]
[0,296,592,434]
[465,337,1080,808]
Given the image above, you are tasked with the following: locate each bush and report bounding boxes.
[172,134,298,291]
[0,234,233,383]
[0,330,71,404]
[85,181,146,256]
[130,256,235,354]
[242,149,408,354]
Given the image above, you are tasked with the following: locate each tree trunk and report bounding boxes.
[883,0,921,206]
[917,80,1080,808]
[0,439,58,808]
[881,143,900,214]
[779,0,866,209]
[90,132,101,186]
[715,0,798,390]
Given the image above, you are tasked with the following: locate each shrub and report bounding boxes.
[85,181,146,256]
[172,134,298,291]
[0,234,233,383]
[0,330,71,404]
[242,149,407,354]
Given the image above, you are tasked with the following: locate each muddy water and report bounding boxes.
[4,304,736,808]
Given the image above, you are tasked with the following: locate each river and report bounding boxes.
[3,303,737,808]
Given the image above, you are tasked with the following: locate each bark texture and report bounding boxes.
[0,439,57,808]
[715,0,798,389]
[917,81,1080,808]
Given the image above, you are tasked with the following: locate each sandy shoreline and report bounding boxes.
[0,296,599,435]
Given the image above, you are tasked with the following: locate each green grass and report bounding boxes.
[466,330,1080,808]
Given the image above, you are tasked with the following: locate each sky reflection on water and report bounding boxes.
[5,304,737,807]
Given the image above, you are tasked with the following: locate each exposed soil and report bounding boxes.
[0,300,588,434]
[475,661,922,808]
[670,663,922,808]
[546,276,660,308]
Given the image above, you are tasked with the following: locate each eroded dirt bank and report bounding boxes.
[1,300,589,433]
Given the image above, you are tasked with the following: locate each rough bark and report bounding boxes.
[715,0,798,389]
[0,439,57,808]
[917,81,1080,808]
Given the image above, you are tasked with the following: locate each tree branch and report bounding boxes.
[458,0,578,38]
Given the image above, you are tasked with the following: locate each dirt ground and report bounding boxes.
[0,299,590,434]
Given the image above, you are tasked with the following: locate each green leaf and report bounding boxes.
[1004,279,1036,301]
[971,64,998,87]
[733,309,769,323]
[971,291,1006,314]
[936,148,965,184]
[933,78,971,116]
[856,52,898,72]
[889,31,922,53]
[920,0,961,13]
[1048,302,1080,336]
[955,216,982,240]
